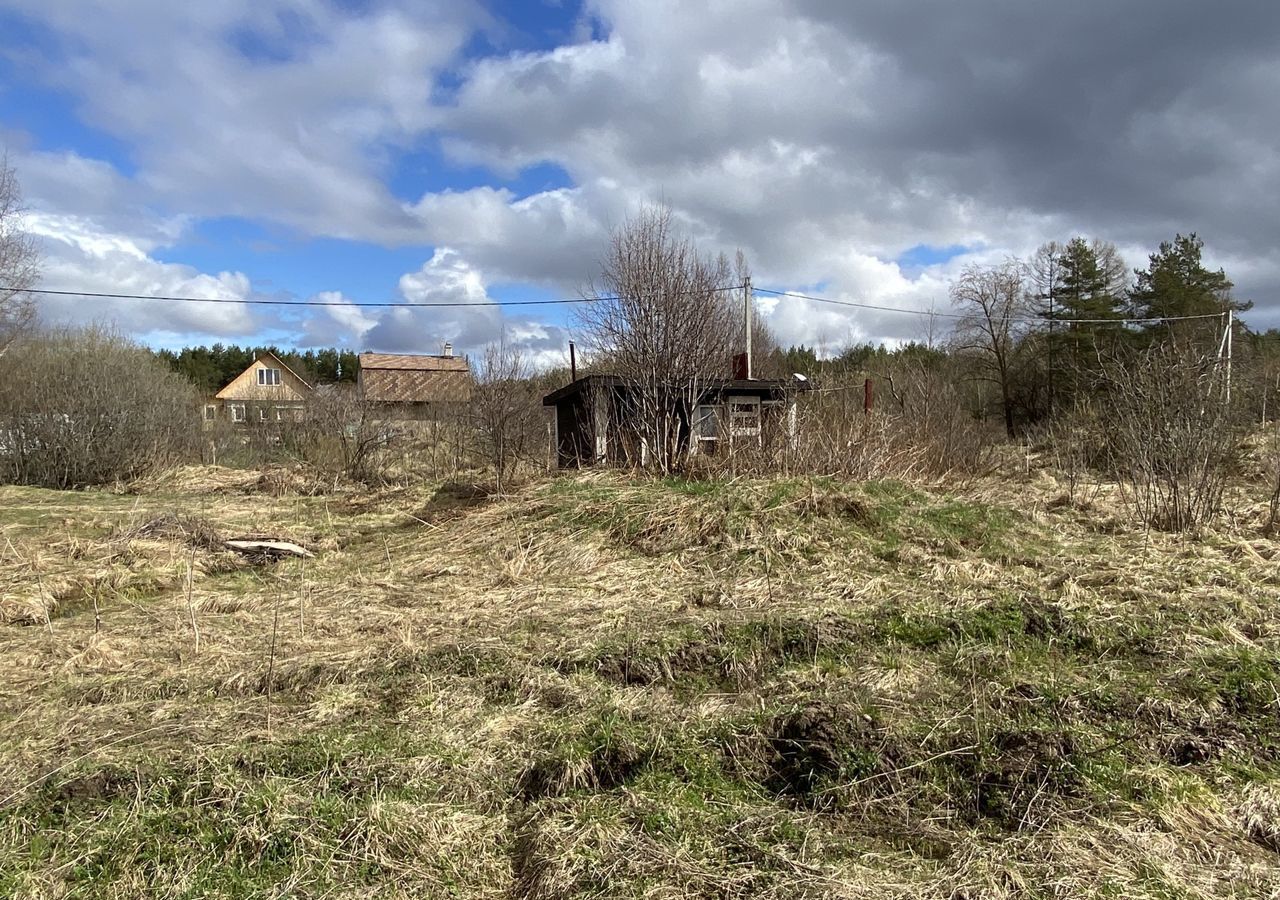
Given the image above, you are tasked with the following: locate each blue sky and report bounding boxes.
[2,0,1277,363]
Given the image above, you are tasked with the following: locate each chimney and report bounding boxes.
[442,342,453,357]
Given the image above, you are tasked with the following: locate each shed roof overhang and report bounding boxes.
[542,374,807,407]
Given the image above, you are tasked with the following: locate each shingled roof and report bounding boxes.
[357,353,473,404]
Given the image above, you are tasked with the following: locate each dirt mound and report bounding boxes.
[763,701,896,803]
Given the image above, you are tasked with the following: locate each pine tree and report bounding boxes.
[1033,237,1129,407]
[1129,234,1249,338]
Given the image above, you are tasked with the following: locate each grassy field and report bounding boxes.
[0,465,1278,898]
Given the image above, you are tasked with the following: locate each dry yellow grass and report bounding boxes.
[0,465,1277,898]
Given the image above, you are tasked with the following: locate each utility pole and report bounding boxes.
[1226,309,1233,404]
[744,276,753,380]
[1045,290,1055,416]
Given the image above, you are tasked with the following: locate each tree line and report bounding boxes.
[768,233,1277,438]
[948,232,1275,436]
[151,345,360,394]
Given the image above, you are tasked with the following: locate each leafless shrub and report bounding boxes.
[1263,423,1280,535]
[408,417,475,479]
[0,327,202,487]
[788,361,997,480]
[1035,399,1108,505]
[472,338,548,493]
[290,386,401,485]
[1094,344,1241,531]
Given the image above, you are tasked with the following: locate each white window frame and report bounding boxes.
[257,368,282,386]
[695,404,719,441]
[230,403,246,423]
[203,404,217,421]
[258,406,268,422]
[727,395,762,443]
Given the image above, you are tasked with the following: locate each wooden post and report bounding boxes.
[1226,310,1233,404]
[569,341,577,382]
[864,378,873,415]
[744,277,753,380]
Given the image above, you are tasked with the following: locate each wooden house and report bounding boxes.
[542,374,807,468]
[211,351,313,425]
[356,347,473,421]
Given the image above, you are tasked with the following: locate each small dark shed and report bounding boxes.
[542,374,807,468]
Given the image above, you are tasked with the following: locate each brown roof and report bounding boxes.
[358,353,468,372]
[358,353,473,403]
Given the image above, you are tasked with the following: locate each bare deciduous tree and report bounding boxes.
[951,261,1035,437]
[577,206,752,470]
[0,155,40,356]
[472,336,540,493]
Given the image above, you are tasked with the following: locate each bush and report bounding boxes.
[1094,344,1241,531]
[1264,423,1280,535]
[0,327,201,487]
[287,387,401,485]
[789,359,998,480]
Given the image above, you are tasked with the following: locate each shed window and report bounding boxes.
[257,368,282,386]
[203,404,217,421]
[695,405,719,439]
[728,396,762,440]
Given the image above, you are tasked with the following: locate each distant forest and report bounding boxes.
[153,345,359,395]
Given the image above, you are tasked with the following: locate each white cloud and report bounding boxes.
[7,0,1280,353]
[5,0,483,241]
[26,210,259,341]
[360,248,569,368]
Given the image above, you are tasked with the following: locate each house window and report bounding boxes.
[203,404,217,421]
[274,407,284,421]
[258,407,268,422]
[695,405,719,440]
[728,396,762,441]
[230,404,245,423]
[257,368,282,386]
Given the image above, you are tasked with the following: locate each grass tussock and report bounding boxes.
[0,466,1278,898]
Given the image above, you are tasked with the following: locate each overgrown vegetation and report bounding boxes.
[0,327,202,488]
[0,468,1277,897]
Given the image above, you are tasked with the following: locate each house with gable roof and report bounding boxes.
[210,350,313,425]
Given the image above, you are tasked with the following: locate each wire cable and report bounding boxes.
[752,286,1230,326]
[2,283,744,308]
[4,282,1234,326]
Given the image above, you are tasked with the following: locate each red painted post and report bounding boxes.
[864,378,873,415]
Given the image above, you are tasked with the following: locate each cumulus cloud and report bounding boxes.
[26,210,260,341]
[421,0,1280,341]
[4,0,483,241]
[6,0,1280,349]
[360,248,569,368]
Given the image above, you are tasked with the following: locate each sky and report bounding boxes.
[2,0,1278,368]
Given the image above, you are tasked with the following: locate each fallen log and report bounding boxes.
[224,539,314,559]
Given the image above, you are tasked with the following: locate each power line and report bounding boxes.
[5,282,1233,326]
[4,284,736,308]
[752,286,1229,326]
